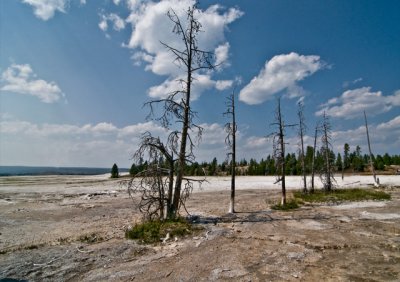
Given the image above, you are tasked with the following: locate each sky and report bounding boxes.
[0,0,399,168]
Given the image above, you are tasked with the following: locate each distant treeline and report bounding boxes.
[0,166,129,176]
[129,145,400,177]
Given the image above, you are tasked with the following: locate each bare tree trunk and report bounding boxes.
[270,98,295,205]
[298,102,307,193]
[229,94,236,213]
[364,111,378,186]
[321,112,333,191]
[277,99,286,205]
[172,70,191,215]
[311,124,318,193]
[224,90,237,213]
[167,156,174,217]
[341,158,344,180]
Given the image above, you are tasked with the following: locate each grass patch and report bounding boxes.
[294,188,391,203]
[271,199,300,211]
[78,233,103,244]
[125,217,192,244]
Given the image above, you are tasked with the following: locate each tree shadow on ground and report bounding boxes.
[188,210,338,225]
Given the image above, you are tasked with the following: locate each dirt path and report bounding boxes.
[0,177,399,281]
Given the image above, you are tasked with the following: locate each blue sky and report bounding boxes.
[1,0,399,167]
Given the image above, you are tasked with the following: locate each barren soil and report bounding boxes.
[0,176,400,281]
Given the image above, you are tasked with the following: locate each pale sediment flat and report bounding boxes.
[1,174,400,281]
[0,174,398,194]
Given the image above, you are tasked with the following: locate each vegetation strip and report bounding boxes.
[294,188,391,203]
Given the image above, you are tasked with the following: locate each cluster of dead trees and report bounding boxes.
[126,3,381,220]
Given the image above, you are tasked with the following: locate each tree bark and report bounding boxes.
[277,99,286,205]
[229,93,236,213]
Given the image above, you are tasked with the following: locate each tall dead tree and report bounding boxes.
[224,88,237,213]
[297,102,307,193]
[270,98,295,205]
[310,122,319,193]
[364,111,378,186]
[132,4,215,219]
[320,112,335,191]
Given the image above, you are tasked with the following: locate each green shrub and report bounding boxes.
[125,217,192,244]
[271,199,299,211]
[294,188,391,203]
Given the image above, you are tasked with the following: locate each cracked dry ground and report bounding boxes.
[1,187,400,281]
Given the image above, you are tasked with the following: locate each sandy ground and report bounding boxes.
[0,175,399,281]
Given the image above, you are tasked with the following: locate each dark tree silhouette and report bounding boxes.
[111,163,119,178]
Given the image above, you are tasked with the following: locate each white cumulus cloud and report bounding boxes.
[316,87,400,119]
[0,119,167,166]
[22,0,67,21]
[148,74,230,101]
[239,52,325,105]
[1,63,64,103]
[331,115,400,154]
[99,13,126,32]
[125,0,242,98]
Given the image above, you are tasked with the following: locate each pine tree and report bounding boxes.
[111,163,119,178]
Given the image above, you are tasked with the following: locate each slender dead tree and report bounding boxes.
[270,98,296,205]
[310,122,319,193]
[297,101,307,193]
[224,88,237,213]
[320,112,335,191]
[132,4,214,219]
[364,111,378,186]
[166,5,214,217]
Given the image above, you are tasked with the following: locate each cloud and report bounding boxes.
[239,52,325,105]
[125,0,242,98]
[316,87,400,119]
[1,63,64,103]
[215,80,233,91]
[343,77,363,88]
[0,119,167,167]
[0,119,246,167]
[215,42,230,70]
[331,115,400,154]
[98,13,126,32]
[98,18,108,31]
[22,0,67,21]
[376,115,400,131]
[148,74,232,100]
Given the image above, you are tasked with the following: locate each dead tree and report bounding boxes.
[310,122,319,193]
[297,101,307,193]
[127,132,175,220]
[320,112,335,191]
[270,98,295,205]
[364,111,378,186]
[224,88,237,213]
[143,4,215,218]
